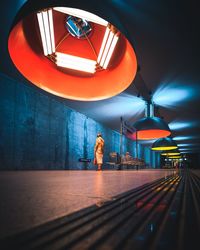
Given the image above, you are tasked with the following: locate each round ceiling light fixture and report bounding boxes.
[8,6,137,101]
[152,137,178,151]
[130,102,171,140]
[132,117,171,140]
[167,155,182,159]
[161,149,180,156]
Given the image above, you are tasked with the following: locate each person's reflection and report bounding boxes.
[94,172,104,207]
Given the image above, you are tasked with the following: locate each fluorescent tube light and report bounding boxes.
[97,26,110,63]
[37,8,118,71]
[37,9,55,55]
[48,9,55,53]
[56,52,96,73]
[97,25,119,69]
[99,31,114,67]
[56,52,96,65]
[37,12,48,55]
[43,11,52,55]
[103,33,119,69]
[56,61,96,73]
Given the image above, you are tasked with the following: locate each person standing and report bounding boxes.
[94,133,105,171]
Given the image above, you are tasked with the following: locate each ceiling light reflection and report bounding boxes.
[138,139,157,144]
[99,94,145,119]
[173,135,199,141]
[169,121,197,130]
[178,144,200,147]
[153,83,198,108]
[76,94,145,121]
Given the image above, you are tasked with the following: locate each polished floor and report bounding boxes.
[0,169,199,250]
[0,170,176,239]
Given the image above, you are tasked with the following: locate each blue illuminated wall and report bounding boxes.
[0,73,160,170]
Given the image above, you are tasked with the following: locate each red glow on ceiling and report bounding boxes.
[8,10,137,101]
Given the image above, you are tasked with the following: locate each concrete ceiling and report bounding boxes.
[1,0,200,154]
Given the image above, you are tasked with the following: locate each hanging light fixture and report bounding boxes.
[131,101,171,140]
[8,5,137,101]
[152,137,178,151]
[161,149,180,156]
[167,155,182,159]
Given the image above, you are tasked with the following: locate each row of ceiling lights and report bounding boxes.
[36,7,186,156]
[124,101,182,158]
[8,5,191,158]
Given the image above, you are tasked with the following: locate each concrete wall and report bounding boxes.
[0,73,160,170]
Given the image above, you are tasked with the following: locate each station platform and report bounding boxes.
[0,169,199,249]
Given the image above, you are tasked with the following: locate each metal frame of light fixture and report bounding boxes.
[37,7,120,73]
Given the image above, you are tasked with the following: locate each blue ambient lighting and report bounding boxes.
[150,224,154,232]
[153,83,198,108]
[111,0,154,29]
[90,94,145,120]
[169,121,197,130]
[180,148,200,153]
[111,0,129,9]
[17,0,27,7]
[173,136,198,141]
[178,144,200,147]
[139,139,157,145]
[178,144,193,147]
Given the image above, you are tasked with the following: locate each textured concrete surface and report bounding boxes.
[0,170,177,239]
[0,72,160,170]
